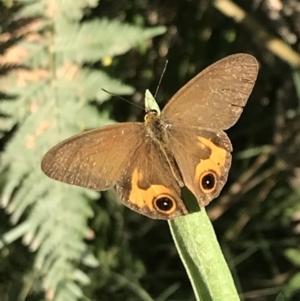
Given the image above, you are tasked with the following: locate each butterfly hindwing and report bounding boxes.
[116,138,188,219]
[166,124,232,206]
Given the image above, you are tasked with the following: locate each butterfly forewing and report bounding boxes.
[41,123,145,191]
[162,53,259,130]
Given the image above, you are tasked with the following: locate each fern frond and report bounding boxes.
[54,19,166,63]
[16,0,98,21]
[0,1,166,300]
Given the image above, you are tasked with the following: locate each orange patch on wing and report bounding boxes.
[195,137,227,179]
[129,169,176,211]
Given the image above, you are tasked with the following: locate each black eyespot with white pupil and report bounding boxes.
[154,196,175,213]
[200,172,217,192]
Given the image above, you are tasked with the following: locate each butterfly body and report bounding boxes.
[144,110,184,186]
[41,53,259,219]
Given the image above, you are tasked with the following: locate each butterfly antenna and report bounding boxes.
[101,88,143,109]
[154,60,168,98]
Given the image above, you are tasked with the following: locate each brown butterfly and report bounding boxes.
[41,53,259,219]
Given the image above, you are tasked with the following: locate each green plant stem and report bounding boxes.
[169,207,240,301]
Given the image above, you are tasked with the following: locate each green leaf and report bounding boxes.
[169,206,239,301]
[145,89,161,114]
[285,248,300,267]
[284,272,300,299]
[275,293,285,301]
